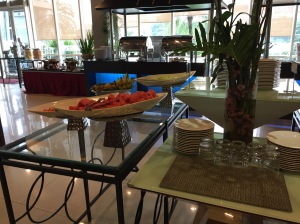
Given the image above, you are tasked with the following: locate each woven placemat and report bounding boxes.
[160,155,292,212]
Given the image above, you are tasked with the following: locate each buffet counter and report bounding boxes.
[22,70,86,96]
[128,136,300,224]
[83,60,205,94]
[175,78,300,128]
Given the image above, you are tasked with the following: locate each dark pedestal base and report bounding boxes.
[104,120,131,148]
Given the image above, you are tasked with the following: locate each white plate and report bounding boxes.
[28,101,71,118]
[175,118,214,131]
[267,131,300,149]
[54,92,167,118]
[136,71,195,86]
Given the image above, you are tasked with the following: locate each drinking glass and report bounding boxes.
[213,143,232,166]
[215,138,231,147]
[231,141,249,168]
[247,142,264,168]
[199,139,214,160]
[263,144,281,173]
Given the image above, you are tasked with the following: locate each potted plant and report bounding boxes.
[77,30,94,60]
[177,0,273,143]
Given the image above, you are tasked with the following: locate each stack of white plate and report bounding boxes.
[173,118,214,154]
[212,61,227,88]
[212,59,280,90]
[266,130,300,172]
[258,59,280,90]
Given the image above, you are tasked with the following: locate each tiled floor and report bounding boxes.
[0,82,292,224]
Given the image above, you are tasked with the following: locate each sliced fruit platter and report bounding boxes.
[28,101,70,118]
[90,73,134,95]
[28,90,167,118]
[136,70,196,86]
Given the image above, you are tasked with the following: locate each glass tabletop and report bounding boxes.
[0,102,187,171]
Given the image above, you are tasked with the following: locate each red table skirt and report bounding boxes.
[23,71,86,96]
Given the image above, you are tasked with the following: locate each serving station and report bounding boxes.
[128,135,300,224]
[0,89,189,224]
[175,78,300,129]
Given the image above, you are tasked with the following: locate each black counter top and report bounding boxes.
[83,60,204,76]
[22,69,84,74]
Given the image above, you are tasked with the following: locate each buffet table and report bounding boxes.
[175,78,300,128]
[0,101,188,224]
[83,60,205,94]
[22,70,86,96]
[128,136,300,224]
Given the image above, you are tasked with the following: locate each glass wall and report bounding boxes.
[269,6,296,60]
[0,0,300,63]
[127,15,138,36]
[0,11,13,52]
[0,0,92,63]
[140,13,172,36]
[173,11,208,37]
[30,0,92,61]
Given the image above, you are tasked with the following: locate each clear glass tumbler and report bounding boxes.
[247,142,264,168]
[213,143,232,166]
[199,140,214,160]
[231,140,249,168]
[263,144,281,173]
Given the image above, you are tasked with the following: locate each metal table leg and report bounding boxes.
[15,59,22,88]
[83,171,92,222]
[0,117,5,147]
[134,190,146,224]
[0,158,15,223]
[116,178,125,224]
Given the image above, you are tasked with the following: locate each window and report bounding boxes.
[31,0,92,60]
[269,6,295,60]
[174,11,208,37]
[140,13,171,36]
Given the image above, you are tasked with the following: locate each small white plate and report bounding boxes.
[175,118,214,131]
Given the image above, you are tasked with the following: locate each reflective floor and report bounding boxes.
[0,82,292,224]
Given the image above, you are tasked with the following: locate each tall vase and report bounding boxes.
[223,64,257,143]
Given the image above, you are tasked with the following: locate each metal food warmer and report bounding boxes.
[161,35,194,63]
[118,36,153,62]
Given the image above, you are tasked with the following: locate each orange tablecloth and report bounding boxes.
[23,70,86,96]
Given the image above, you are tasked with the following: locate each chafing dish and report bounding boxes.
[161,35,193,62]
[118,36,153,61]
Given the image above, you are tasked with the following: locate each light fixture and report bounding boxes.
[190,206,197,211]
[224,212,234,218]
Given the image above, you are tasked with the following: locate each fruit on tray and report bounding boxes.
[43,107,56,112]
[69,89,157,110]
[91,73,135,91]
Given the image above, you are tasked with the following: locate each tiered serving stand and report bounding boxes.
[136,70,196,109]
[28,93,167,159]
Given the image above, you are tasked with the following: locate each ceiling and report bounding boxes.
[95,0,227,15]
[95,0,300,15]
[272,0,300,5]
